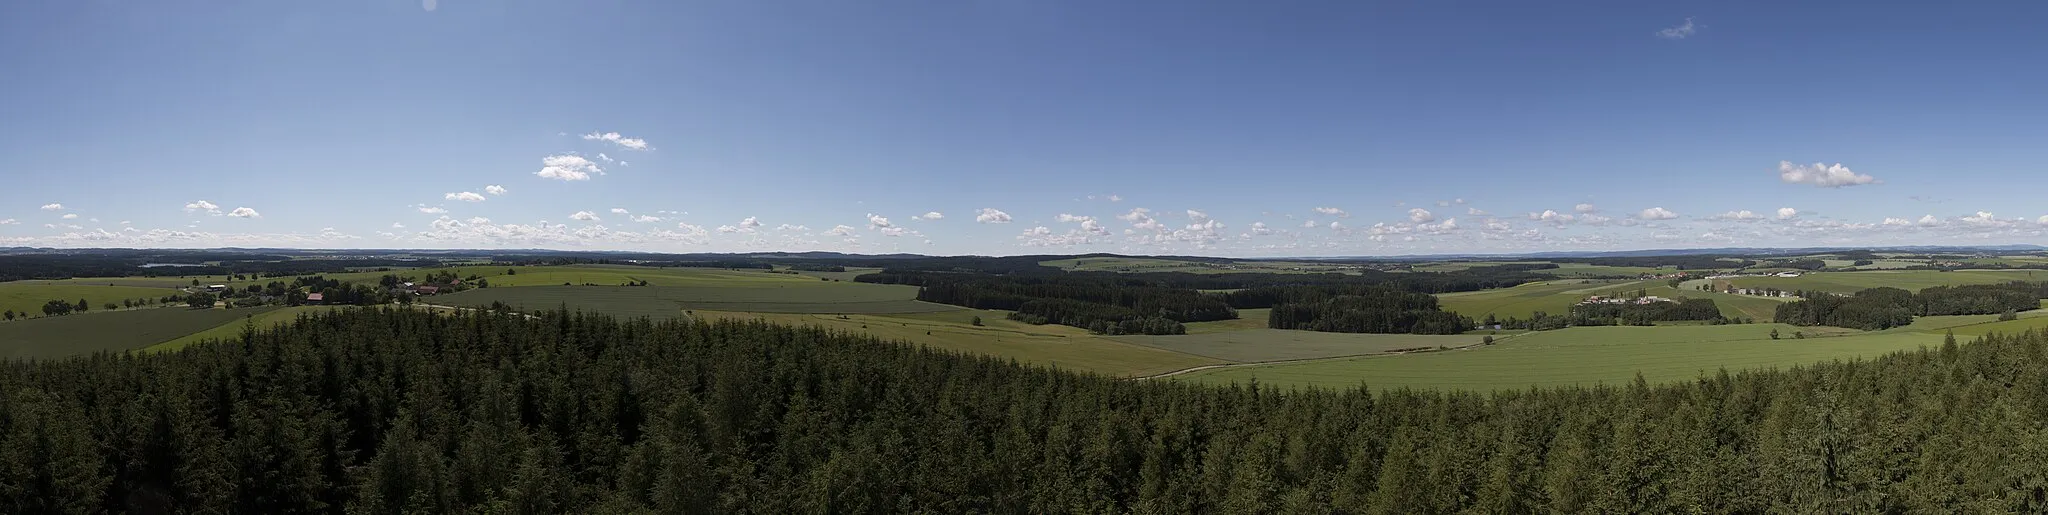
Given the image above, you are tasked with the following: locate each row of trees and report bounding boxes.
[1775,283,2043,330]
[10,308,2048,511]
[1568,299,1725,326]
[862,272,1236,334]
[1257,288,1473,334]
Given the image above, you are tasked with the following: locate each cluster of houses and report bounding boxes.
[1725,288,1797,298]
[1579,295,1673,306]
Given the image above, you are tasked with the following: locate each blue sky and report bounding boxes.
[3,1,2047,256]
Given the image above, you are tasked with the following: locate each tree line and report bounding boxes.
[8,308,2048,511]
[1775,282,2044,330]
[1567,298,1725,326]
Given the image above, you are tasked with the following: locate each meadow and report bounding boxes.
[0,282,180,317]
[433,283,954,317]
[1435,279,1639,320]
[1177,323,1946,391]
[0,305,281,359]
[1723,269,2048,294]
[1111,329,1485,363]
[693,309,1220,377]
[143,305,345,352]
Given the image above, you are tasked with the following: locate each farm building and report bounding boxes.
[415,286,440,296]
[304,293,324,304]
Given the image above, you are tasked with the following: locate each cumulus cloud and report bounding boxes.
[1108,195,1123,202]
[1313,207,1348,218]
[184,200,222,215]
[1055,213,1093,223]
[1302,220,1318,228]
[912,211,944,221]
[0,219,15,225]
[418,206,448,214]
[1777,207,1799,220]
[1574,203,1597,213]
[536,154,602,181]
[1117,208,1151,222]
[1408,208,1435,223]
[1467,207,1490,216]
[581,131,650,150]
[610,208,629,214]
[1882,217,1913,226]
[716,225,739,234]
[596,153,614,163]
[975,208,1012,224]
[1961,211,2000,224]
[446,192,486,202]
[825,225,856,236]
[226,207,260,218]
[1657,17,1696,39]
[776,223,809,232]
[1250,222,1274,235]
[485,185,507,196]
[61,213,78,220]
[1779,161,1877,188]
[2039,215,2048,225]
[866,213,892,229]
[740,217,761,230]
[1713,210,1765,221]
[631,215,663,223]
[391,222,405,229]
[1186,210,1212,224]
[569,211,600,221]
[1918,214,1940,227]
[1529,210,1574,225]
[1639,207,1679,220]
[40,203,62,211]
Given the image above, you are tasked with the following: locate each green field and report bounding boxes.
[697,309,1220,377]
[1724,270,2048,294]
[1183,308,1270,333]
[1039,257,1370,275]
[434,283,956,316]
[1435,279,1638,321]
[1112,329,1484,363]
[0,282,180,318]
[1179,323,1947,391]
[0,306,282,359]
[142,305,345,353]
[1642,285,1788,320]
[1532,263,1676,277]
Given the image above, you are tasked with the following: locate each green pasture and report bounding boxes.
[1113,330,1484,363]
[1532,263,1675,277]
[0,283,181,318]
[1178,323,1944,391]
[1436,280,1638,321]
[0,306,282,359]
[143,305,345,353]
[1183,308,1270,334]
[433,283,955,317]
[697,309,1220,378]
[1723,270,2047,294]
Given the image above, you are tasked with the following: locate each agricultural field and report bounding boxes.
[1183,308,1270,333]
[143,305,345,353]
[1642,285,1788,320]
[0,306,282,359]
[1435,279,1639,321]
[1531,263,1676,277]
[1722,270,2048,295]
[1112,330,1485,363]
[1177,323,1946,391]
[780,266,882,282]
[433,283,956,317]
[0,282,180,318]
[695,309,1219,377]
[1039,257,1371,275]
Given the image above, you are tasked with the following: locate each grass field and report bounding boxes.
[0,306,282,359]
[1436,280,1639,321]
[1039,257,1369,275]
[1184,308,1270,334]
[1532,263,1676,277]
[1112,330,1484,363]
[1178,323,1947,391]
[434,283,956,316]
[142,305,345,353]
[1724,270,2048,294]
[695,309,1220,377]
[1641,285,1788,320]
[0,282,181,318]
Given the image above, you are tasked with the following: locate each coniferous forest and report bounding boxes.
[5,308,2048,512]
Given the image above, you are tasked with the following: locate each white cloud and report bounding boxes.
[61,213,78,220]
[581,131,650,150]
[0,219,15,225]
[740,217,761,230]
[911,211,943,221]
[1313,207,1348,217]
[879,227,907,237]
[392,222,405,229]
[1639,207,1679,220]
[1779,161,1877,188]
[1250,222,1274,235]
[446,192,486,202]
[1882,217,1913,226]
[40,203,62,211]
[1467,207,1490,216]
[184,200,221,215]
[776,223,809,232]
[1529,210,1575,225]
[1776,207,1799,220]
[1918,214,1940,227]
[611,208,629,214]
[1055,213,1093,223]
[631,215,664,223]
[1961,211,1999,224]
[1574,203,1597,213]
[1302,220,1318,228]
[1713,210,1765,221]
[1408,208,1435,223]
[467,217,491,225]
[418,206,447,214]
[866,213,892,229]
[1117,208,1152,222]
[1436,200,1451,207]
[1108,195,1123,202]
[825,225,856,236]
[569,211,600,221]
[536,154,602,181]
[976,208,1013,224]
[1080,219,1110,236]
[2038,215,2048,225]
[485,185,507,195]
[1329,221,1344,230]
[226,207,260,218]
[1657,17,1696,39]
[1187,210,1211,223]
[717,225,739,234]
[596,153,614,163]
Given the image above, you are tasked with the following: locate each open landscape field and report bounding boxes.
[1112,330,1486,363]
[1435,279,1639,320]
[1040,256,1371,275]
[694,309,1220,377]
[434,283,954,316]
[0,305,282,359]
[1723,269,2048,294]
[143,305,345,352]
[0,282,179,317]
[1177,323,1946,391]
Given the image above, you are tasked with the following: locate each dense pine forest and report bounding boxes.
[4,308,2048,512]
[1775,282,2042,330]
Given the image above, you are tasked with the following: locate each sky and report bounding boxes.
[3,1,2048,257]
